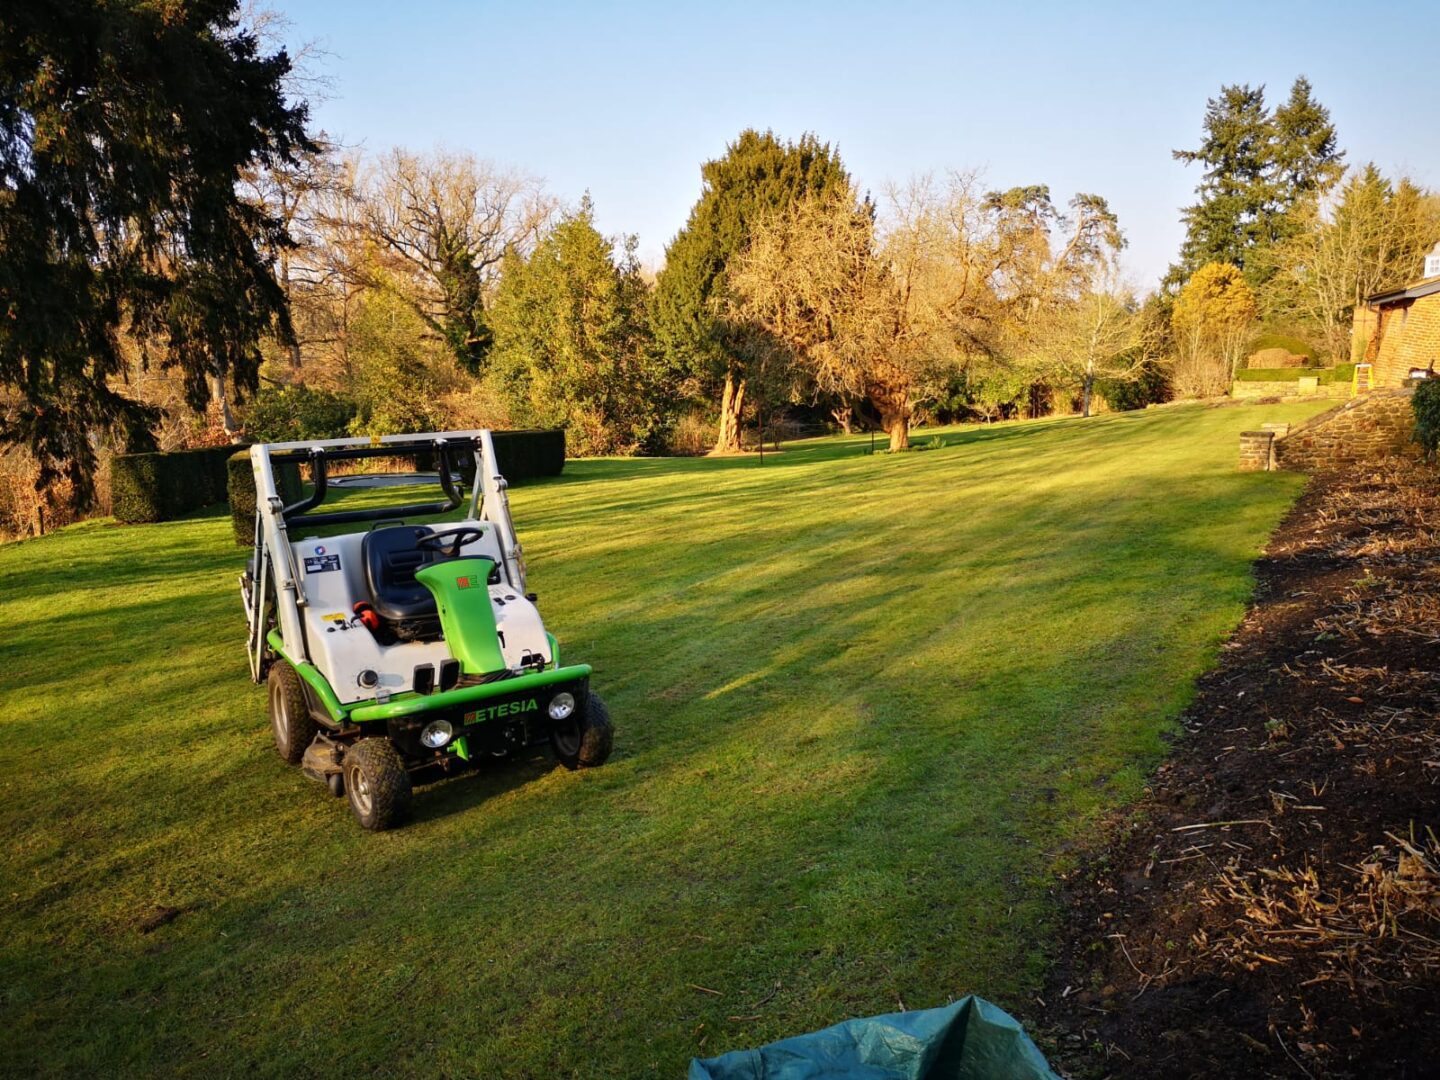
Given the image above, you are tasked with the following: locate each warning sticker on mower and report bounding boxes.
[304,554,341,574]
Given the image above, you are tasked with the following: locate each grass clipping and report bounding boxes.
[1194,831,1440,989]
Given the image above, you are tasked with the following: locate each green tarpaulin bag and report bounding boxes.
[688,996,1059,1080]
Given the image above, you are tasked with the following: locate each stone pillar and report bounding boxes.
[1239,431,1275,472]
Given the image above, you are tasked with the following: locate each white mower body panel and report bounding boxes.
[289,522,551,706]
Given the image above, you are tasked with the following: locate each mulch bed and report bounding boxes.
[1036,457,1440,1079]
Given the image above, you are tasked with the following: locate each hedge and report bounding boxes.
[225,429,564,545]
[110,445,248,524]
[227,452,303,545]
[490,428,566,483]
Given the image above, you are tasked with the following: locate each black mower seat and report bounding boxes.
[361,526,441,631]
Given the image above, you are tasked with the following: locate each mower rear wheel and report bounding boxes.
[551,692,614,771]
[343,739,413,830]
[268,661,317,765]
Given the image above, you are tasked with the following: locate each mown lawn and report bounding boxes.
[0,402,1329,1077]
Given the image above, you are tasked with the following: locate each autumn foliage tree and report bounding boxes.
[1171,262,1257,396]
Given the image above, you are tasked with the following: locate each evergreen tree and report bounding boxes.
[490,196,663,455]
[1171,84,1275,280]
[652,129,853,452]
[346,289,454,437]
[0,0,312,501]
[1170,77,1342,288]
[1271,76,1345,214]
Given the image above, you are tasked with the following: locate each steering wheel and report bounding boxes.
[417,525,487,560]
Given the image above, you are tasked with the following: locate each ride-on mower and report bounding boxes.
[240,430,612,830]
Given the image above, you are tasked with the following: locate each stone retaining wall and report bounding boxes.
[1269,388,1417,472]
[1231,379,1349,400]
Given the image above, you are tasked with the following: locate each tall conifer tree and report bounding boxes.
[1170,77,1342,289]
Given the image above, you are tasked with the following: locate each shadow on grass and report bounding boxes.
[0,401,1327,1075]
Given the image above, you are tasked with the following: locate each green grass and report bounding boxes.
[0,402,1330,1077]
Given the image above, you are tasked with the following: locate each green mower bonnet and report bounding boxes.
[415,559,507,675]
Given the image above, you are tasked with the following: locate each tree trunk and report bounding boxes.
[869,384,910,452]
[209,373,237,437]
[830,405,853,435]
[280,249,303,372]
[1081,374,1093,418]
[712,367,746,454]
[885,413,909,451]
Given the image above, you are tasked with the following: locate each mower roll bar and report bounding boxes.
[277,439,468,528]
[247,429,529,679]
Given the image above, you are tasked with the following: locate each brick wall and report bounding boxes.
[1361,294,1440,387]
[1351,305,1379,364]
[1270,387,1417,472]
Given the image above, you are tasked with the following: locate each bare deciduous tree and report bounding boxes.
[240,138,352,375]
[1020,274,1144,417]
[1267,166,1440,359]
[356,149,554,374]
[730,174,1001,450]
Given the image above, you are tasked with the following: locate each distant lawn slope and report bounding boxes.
[0,402,1331,1077]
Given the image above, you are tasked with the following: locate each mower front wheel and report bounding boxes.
[551,692,614,771]
[342,739,413,831]
[268,661,317,765]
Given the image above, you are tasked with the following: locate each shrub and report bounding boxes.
[110,445,245,523]
[666,410,718,455]
[241,384,355,443]
[1246,346,1309,369]
[489,429,566,483]
[1099,360,1172,412]
[1234,365,1356,384]
[1413,379,1440,458]
[0,446,90,539]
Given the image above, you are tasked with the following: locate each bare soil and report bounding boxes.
[1037,457,1440,1079]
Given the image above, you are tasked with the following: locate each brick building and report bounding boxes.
[1352,241,1440,386]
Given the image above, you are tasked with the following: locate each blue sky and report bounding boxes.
[277,0,1440,286]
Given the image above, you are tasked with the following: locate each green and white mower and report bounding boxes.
[240,430,612,830]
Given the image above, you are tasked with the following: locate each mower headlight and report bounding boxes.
[547,692,576,721]
[420,719,454,749]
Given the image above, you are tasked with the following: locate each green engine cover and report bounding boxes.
[414,558,507,676]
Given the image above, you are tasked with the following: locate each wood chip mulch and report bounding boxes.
[1035,457,1440,1079]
